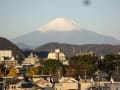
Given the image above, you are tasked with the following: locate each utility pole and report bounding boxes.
[116,66,119,74]
[4,60,7,90]
[80,70,88,82]
[78,75,81,90]
[97,69,101,90]
[41,65,44,75]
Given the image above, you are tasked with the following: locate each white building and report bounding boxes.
[55,77,78,90]
[0,50,17,67]
[23,52,39,66]
[47,49,66,63]
[0,56,18,67]
[0,50,12,58]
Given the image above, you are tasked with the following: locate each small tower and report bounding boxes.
[55,49,60,61]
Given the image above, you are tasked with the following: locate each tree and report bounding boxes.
[69,55,98,78]
[0,63,9,76]
[42,59,65,82]
[102,54,120,73]
[7,66,17,77]
[43,59,63,75]
[64,65,75,77]
[27,66,39,77]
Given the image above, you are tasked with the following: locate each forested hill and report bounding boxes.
[36,42,120,57]
[0,37,24,58]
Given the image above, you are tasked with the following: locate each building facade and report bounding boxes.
[0,50,12,58]
[23,52,39,66]
[47,49,66,63]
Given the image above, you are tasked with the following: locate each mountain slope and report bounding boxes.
[12,18,120,46]
[36,42,120,57]
[0,37,24,58]
[15,43,34,50]
[13,29,120,46]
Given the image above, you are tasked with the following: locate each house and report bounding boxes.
[23,52,39,66]
[47,49,66,63]
[0,50,12,58]
[55,77,78,90]
[0,56,18,67]
[0,50,18,67]
[2,77,41,90]
[33,76,53,88]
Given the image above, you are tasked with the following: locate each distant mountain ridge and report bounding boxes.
[12,18,120,46]
[15,43,34,50]
[36,42,120,57]
[12,29,120,46]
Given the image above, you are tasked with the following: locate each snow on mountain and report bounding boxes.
[12,18,120,46]
[37,18,80,32]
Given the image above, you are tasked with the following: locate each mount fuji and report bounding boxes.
[12,18,120,46]
[38,18,80,32]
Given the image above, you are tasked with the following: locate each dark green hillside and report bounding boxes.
[36,42,120,57]
[0,37,24,59]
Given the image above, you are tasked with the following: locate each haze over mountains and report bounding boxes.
[1,37,120,58]
[12,18,120,46]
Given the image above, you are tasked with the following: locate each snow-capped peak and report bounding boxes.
[37,18,80,32]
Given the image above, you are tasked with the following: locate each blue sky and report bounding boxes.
[0,0,120,39]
